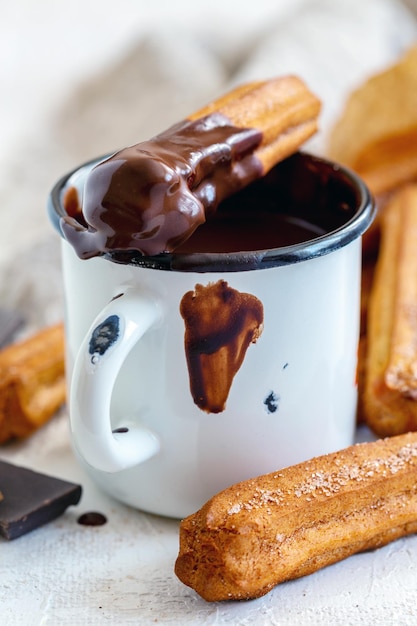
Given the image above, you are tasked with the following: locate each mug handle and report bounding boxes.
[69,287,163,472]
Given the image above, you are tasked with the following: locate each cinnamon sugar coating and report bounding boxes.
[175,433,417,601]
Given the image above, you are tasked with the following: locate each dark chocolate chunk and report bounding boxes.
[0,460,82,540]
[0,309,25,349]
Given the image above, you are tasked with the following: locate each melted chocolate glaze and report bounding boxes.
[61,113,263,258]
[51,152,375,272]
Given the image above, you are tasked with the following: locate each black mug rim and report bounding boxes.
[48,151,375,272]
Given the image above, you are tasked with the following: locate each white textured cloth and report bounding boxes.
[2,0,417,318]
[1,1,417,624]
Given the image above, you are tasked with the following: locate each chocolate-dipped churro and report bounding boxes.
[61,76,320,258]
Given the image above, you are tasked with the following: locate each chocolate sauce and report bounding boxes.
[175,212,323,253]
[58,151,367,271]
[61,113,263,258]
[77,511,107,526]
[63,185,84,224]
[180,280,263,413]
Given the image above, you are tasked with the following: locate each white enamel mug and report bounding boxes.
[48,152,374,518]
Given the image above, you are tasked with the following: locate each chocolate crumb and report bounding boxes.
[77,511,107,526]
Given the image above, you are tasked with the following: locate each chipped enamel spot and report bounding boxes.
[89,315,120,362]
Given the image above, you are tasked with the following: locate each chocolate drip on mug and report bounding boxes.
[180,280,264,413]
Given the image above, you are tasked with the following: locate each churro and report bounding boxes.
[328,45,417,197]
[175,432,417,602]
[188,76,321,174]
[328,45,417,258]
[363,184,417,436]
[61,76,321,258]
[0,324,66,442]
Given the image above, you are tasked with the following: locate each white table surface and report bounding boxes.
[2,419,417,626]
[2,1,417,624]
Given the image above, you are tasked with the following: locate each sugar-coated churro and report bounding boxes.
[0,324,66,442]
[175,432,417,601]
[328,45,417,197]
[363,184,417,436]
[189,76,321,174]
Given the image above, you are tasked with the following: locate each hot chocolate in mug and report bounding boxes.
[48,152,374,518]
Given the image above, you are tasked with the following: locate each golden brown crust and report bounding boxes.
[328,45,417,197]
[175,432,417,601]
[364,185,417,436]
[356,335,367,425]
[188,76,321,174]
[360,254,377,336]
[0,324,66,442]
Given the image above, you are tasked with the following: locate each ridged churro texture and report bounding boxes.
[175,432,417,602]
[188,76,321,174]
[328,45,417,197]
[364,184,417,437]
[0,324,66,442]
